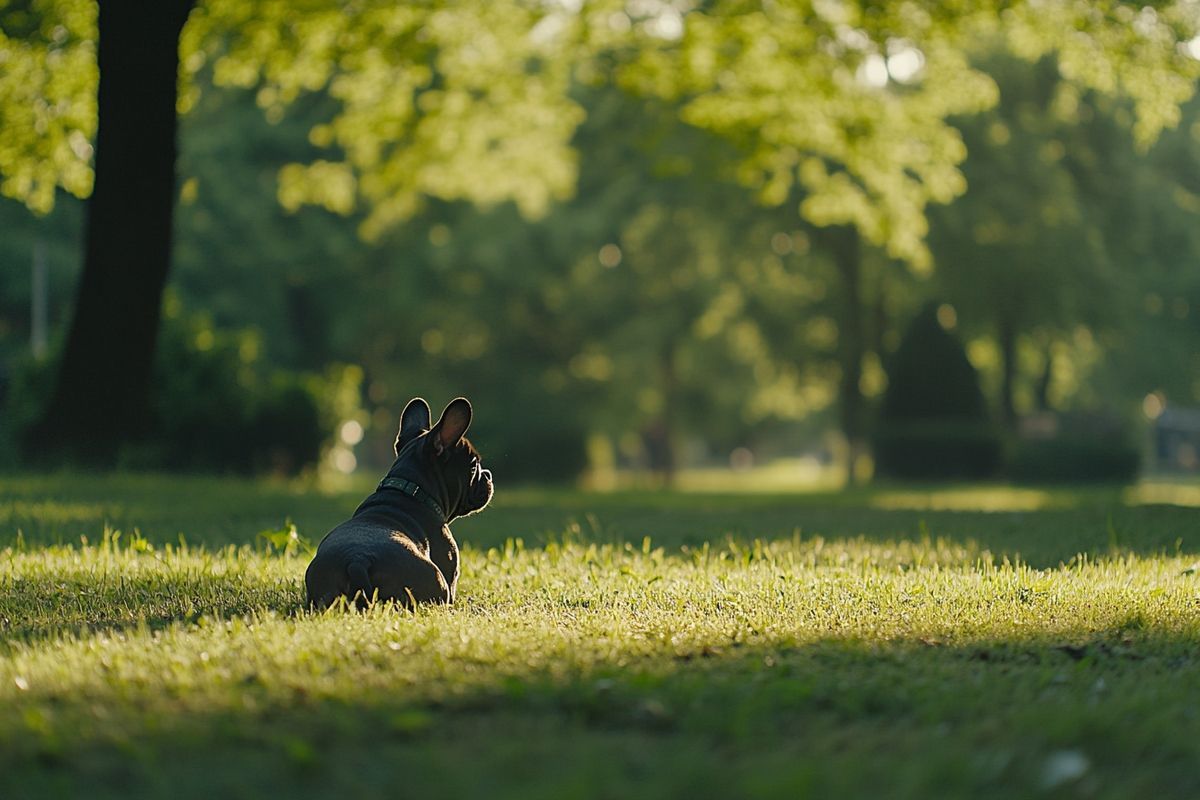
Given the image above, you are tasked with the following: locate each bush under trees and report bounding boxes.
[873,303,1002,479]
[1009,412,1141,483]
[3,304,357,475]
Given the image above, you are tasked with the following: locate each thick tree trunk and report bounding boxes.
[26,0,194,466]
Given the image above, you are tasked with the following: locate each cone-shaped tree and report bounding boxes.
[873,303,1000,479]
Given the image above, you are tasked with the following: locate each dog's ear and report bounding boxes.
[431,397,472,455]
[396,397,432,454]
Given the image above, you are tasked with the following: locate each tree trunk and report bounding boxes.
[997,314,1018,428]
[648,342,678,486]
[1034,343,1054,411]
[26,0,195,466]
[826,225,866,484]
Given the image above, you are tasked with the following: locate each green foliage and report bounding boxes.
[3,303,360,474]
[1010,437,1141,484]
[144,306,261,471]
[0,352,54,469]
[0,0,96,212]
[1069,95,1200,411]
[185,0,585,239]
[929,56,1200,420]
[1009,413,1142,484]
[3,477,1200,796]
[3,3,1200,476]
[139,302,361,474]
[875,304,1001,479]
[874,421,1004,481]
[996,1,1200,149]
[304,84,842,477]
[932,55,1116,334]
[0,192,84,363]
[881,304,988,422]
[171,83,368,373]
[3,0,1198,260]
[621,1,997,270]
[257,518,311,556]
[478,389,589,484]
[600,0,1200,270]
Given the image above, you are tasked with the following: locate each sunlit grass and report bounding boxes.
[1124,478,1200,508]
[2,474,1200,798]
[674,457,845,493]
[869,486,1061,511]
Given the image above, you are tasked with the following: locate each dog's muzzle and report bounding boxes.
[466,465,494,513]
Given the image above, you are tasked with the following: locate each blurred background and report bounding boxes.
[2,0,1199,489]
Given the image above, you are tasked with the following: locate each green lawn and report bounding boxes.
[2,474,1199,798]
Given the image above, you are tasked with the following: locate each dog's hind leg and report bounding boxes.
[305,550,372,610]
[304,555,341,609]
[371,536,451,608]
[346,559,374,608]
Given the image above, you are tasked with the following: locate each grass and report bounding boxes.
[2,474,1200,798]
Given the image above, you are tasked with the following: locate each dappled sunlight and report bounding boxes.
[870,480,1200,512]
[0,500,120,532]
[1124,480,1200,508]
[2,534,1199,776]
[675,458,844,494]
[655,471,1200,517]
[3,497,1200,795]
[8,476,1200,574]
[6,0,1200,791]
[870,486,1060,512]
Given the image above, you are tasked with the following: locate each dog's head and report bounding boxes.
[392,397,493,520]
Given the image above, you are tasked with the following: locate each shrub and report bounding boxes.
[873,303,1002,480]
[1008,438,1140,483]
[0,353,55,470]
[248,374,325,475]
[145,312,361,475]
[874,420,1004,480]
[6,308,357,475]
[1008,413,1141,483]
[479,391,588,484]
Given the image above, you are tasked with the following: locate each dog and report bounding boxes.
[305,397,493,609]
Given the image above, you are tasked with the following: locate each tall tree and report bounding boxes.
[5,0,1199,466]
[930,55,1200,423]
[930,55,1113,425]
[591,0,1200,454]
[25,0,194,464]
[8,0,588,465]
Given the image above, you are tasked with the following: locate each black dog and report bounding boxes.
[305,397,493,609]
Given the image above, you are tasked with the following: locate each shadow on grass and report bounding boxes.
[0,571,306,649]
[2,625,1199,800]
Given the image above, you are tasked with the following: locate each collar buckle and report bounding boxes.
[377,476,447,521]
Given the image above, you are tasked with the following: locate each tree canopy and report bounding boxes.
[0,0,95,212]
[2,0,1200,475]
[8,1,1199,250]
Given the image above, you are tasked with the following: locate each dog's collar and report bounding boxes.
[377,476,447,521]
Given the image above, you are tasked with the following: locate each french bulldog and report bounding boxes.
[305,397,493,609]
